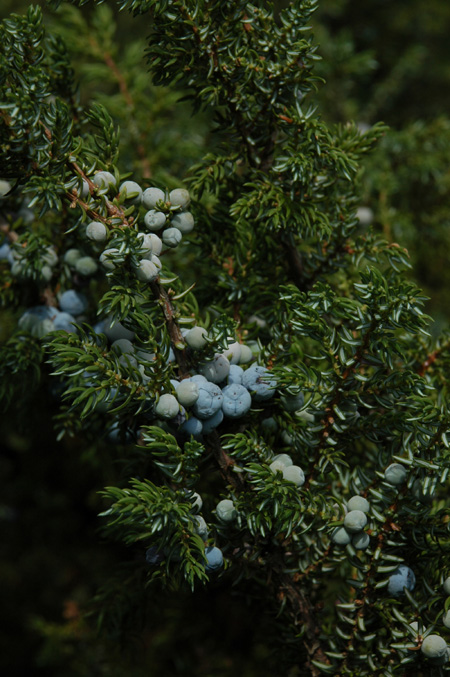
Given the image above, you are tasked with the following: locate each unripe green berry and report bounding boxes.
[346,496,370,513]
[281,391,304,412]
[42,246,58,267]
[216,499,237,522]
[119,180,142,204]
[193,515,208,540]
[93,171,116,190]
[352,532,370,550]
[136,232,154,256]
[269,460,286,474]
[147,233,163,256]
[186,491,202,513]
[238,344,254,364]
[421,635,447,659]
[64,248,82,266]
[31,318,54,338]
[331,527,351,546]
[344,510,367,533]
[443,577,450,595]
[155,393,179,419]
[185,326,208,350]
[75,256,98,276]
[176,380,199,407]
[135,259,159,282]
[222,341,241,364]
[171,211,195,234]
[144,210,166,232]
[169,188,190,209]
[282,464,305,486]
[162,227,182,248]
[0,179,11,197]
[100,248,121,271]
[384,463,407,486]
[142,187,165,209]
[443,611,450,629]
[86,221,107,242]
[272,453,293,467]
[40,265,53,282]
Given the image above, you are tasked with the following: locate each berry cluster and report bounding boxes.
[85,175,194,284]
[17,289,88,338]
[331,494,371,550]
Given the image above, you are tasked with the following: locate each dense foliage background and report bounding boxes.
[1,1,450,675]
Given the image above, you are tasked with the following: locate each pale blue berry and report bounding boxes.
[269,460,286,474]
[0,242,11,260]
[272,453,293,467]
[186,491,202,512]
[190,374,208,384]
[242,365,276,401]
[42,246,58,268]
[222,384,251,418]
[205,546,223,572]
[53,312,77,333]
[180,417,203,438]
[111,338,135,354]
[227,364,244,385]
[387,565,416,596]
[135,259,159,282]
[59,289,87,316]
[201,408,224,434]
[104,318,135,342]
[192,381,223,420]
[136,232,154,257]
[199,354,230,384]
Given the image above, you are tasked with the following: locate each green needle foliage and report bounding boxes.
[1,2,450,675]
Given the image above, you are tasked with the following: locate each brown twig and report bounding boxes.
[204,429,246,491]
[417,338,450,376]
[149,279,190,378]
[87,38,151,178]
[304,321,376,490]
